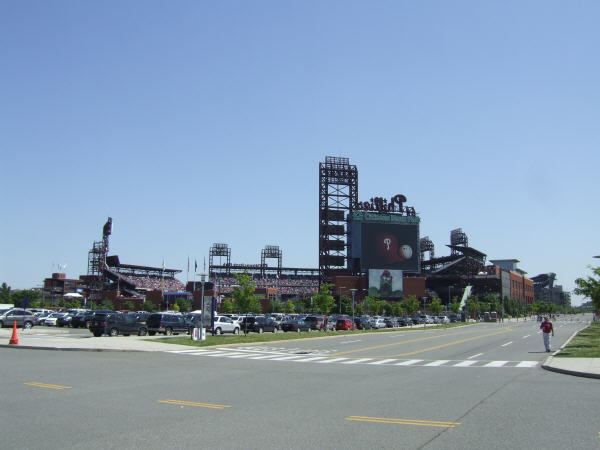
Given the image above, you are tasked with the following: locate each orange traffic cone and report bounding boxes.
[9,321,18,345]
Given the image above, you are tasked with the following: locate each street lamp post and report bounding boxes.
[338,286,345,314]
[350,289,357,327]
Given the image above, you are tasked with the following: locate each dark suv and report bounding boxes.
[147,313,193,336]
[89,311,149,337]
[249,316,279,334]
[71,311,95,328]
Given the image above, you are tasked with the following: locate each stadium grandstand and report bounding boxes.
[209,243,319,298]
[105,255,186,294]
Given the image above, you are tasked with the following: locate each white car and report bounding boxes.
[212,316,240,335]
[437,315,450,324]
[44,313,66,326]
[373,318,387,329]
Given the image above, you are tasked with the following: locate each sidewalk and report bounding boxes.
[0,327,194,352]
[542,356,600,380]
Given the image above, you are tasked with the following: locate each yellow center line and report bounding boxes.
[391,329,512,357]
[346,416,461,428]
[330,327,510,357]
[24,382,72,390]
[158,399,231,410]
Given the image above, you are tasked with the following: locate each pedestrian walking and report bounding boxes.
[540,316,554,352]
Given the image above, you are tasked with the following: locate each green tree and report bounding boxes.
[340,295,353,315]
[269,299,283,313]
[392,302,404,317]
[402,295,419,316]
[465,296,483,320]
[124,300,135,311]
[295,301,305,313]
[364,296,381,315]
[175,296,191,312]
[429,297,442,316]
[230,271,257,313]
[355,303,364,316]
[284,300,295,314]
[248,296,263,314]
[313,283,336,315]
[221,298,234,314]
[143,301,155,312]
[12,289,42,308]
[575,266,600,312]
[449,296,461,314]
[0,282,11,304]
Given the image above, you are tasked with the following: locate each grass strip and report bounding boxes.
[555,321,600,358]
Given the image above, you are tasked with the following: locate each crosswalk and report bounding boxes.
[165,348,539,369]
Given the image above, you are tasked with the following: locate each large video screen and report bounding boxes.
[360,222,419,271]
[368,269,403,298]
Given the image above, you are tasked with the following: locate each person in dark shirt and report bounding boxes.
[540,316,554,352]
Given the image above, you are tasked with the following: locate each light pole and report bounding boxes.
[448,285,453,311]
[338,286,346,314]
[350,289,357,327]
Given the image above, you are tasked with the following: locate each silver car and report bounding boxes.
[0,308,38,329]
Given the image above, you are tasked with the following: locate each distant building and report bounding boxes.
[531,273,571,308]
[42,273,83,305]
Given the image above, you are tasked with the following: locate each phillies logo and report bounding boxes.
[377,233,413,263]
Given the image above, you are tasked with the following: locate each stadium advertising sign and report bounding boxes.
[368,269,403,298]
[356,194,416,217]
[359,222,419,272]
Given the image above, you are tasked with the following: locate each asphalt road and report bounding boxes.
[1,317,597,450]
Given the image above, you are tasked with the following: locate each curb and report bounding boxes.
[541,357,600,380]
[541,321,599,379]
[0,344,142,352]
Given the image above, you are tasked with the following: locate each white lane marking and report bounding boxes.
[516,361,538,368]
[293,357,329,362]
[522,335,530,339]
[368,359,398,365]
[484,361,509,367]
[271,355,306,361]
[501,341,513,347]
[205,352,232,357]
[395,360,423,366]
[424,360,450,367]
[342,358,374,364]
[453,361,478,367]
[317,358,349,364]
[340,340,362,344]
[226,353,257,358]
[247,355,282,360]
[467,353,483,359]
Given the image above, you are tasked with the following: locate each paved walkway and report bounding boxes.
[1,325,598,379]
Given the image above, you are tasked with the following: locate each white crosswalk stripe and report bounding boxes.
[165,350,538,369]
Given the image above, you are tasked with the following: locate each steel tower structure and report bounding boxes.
[318,156,358,284]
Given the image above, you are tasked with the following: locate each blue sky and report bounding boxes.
[1,1,598,305]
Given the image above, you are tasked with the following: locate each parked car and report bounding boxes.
[211,316,241,335]
[373,318,387,329]
[43,312,65,326]
[420,315,434,324]
[89,311,149,337]
[57,313,75,327]
[336,318,355,331]
[0,308,38,329]
[437,315,450,324]
[71,310,96,328]
[384,317,397,328]
[353,317,372,330]
[397,317,411,327]
[249,316,279,334]
[303,315,325,331]
[237,316,257,333]
[280,319,312,332]
[147,313,193,336]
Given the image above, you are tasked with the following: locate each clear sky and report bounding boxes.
[1,1,598,305]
